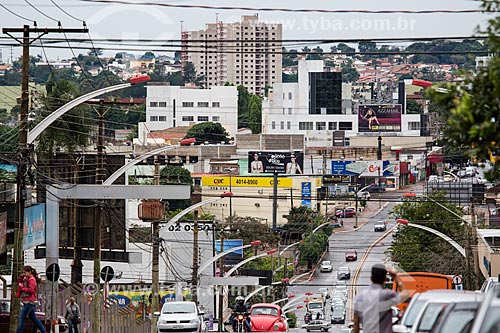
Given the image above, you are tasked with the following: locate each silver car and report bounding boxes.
[302,319,331,332]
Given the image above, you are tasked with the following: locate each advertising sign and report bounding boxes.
[322,175,352,184]
[248,151,304,174]
[202,176,292,188]
[109,289,175,309]
[215,239,244,266]
[331,160,396,177]
[301,182,311,208]
[358,104,402,132]
[0,212,6,255]
[23,204,46,250]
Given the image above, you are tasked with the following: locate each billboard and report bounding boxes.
[23,204,46,250]
[248,151,304,174]
[301,182,311,208]
[202,176,292,188]
[215,239,244,266]
[331,160,393,177]
[0,212,6,255]
[358,104,402,132]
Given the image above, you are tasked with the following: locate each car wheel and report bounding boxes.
[321,328,327,332]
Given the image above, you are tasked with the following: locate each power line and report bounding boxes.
[0,4,35,23]
[24,0,60,23]
[49,0,86,23]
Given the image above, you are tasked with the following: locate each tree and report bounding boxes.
[390,192,467,276]
[337,43,356,56]
[141,51,155,60]
[341,64,360,83]
[0,124,18,152]
[185,122,230,144]
[183,62,204,87]
[406,99,422,114]
[306,46,323,60]
[222,216,280,247]
[248,95,262,134]
[237,85,250,128]
[426,1,500,180]
[160,165,193,211]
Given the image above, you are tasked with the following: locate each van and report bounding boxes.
[155,301,205,332]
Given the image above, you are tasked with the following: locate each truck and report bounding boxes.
[306,295,325,317]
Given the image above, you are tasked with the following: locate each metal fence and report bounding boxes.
[39,280,151,333]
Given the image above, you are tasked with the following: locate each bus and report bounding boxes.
[385,272,453,312]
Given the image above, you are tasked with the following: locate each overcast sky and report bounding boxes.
[0,0,493,61]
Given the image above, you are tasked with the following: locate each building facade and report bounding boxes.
[143,83,238,139]
[182,15,282,96]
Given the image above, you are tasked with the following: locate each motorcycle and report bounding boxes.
[234,312,249,332]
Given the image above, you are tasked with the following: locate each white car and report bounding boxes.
[356,191,371,199]
[320,260,333,272]
[156,301,205,332]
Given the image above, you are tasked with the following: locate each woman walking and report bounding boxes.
[65,296,81,333]
[16,265,46,333]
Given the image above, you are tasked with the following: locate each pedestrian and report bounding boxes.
[353,265,409,333]
[65,296,81,333]
[16,265,47,333]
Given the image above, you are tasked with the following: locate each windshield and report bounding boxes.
[251,307,278,316]
[308,303,323,309]
[437,309,475,333]
[416,303,446,332]
[479,305,500,333]
[404,299,425,327]
[162,303,196,314]
[322,261,331,266]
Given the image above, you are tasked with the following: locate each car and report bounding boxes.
[301,319,331,332]
[443,174,456,182]
[345,249,358,261]
[428,175,438,183]
[430,301,480,333]
[249,303,288,332]
[156,301,204,332]
[374,221,387,232]
[356,191,371,200]
[469,284,500,333]
[318,288,330,299]
[331,308,346,324]
[329,216,343,228]
[366,184,386,193]
[320,261,333,273]
[331,304,346,315]
[330,296,346,308]
[0,298,68,333]
[335,208,356,218]
[337,266,351,280]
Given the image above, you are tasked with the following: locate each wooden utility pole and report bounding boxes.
[2,25,88,333]
[151,159,161,333]
[192,210,199,304]
[471,198,482,290]
[218,233,224,332]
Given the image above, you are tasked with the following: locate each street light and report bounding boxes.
[273,294,295,304]
[225,249,277,276]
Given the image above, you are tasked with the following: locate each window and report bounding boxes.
[299,122,313,130]
[328,122,337,130]
[158,102,167,108]
[197,116,209,121]
[272,121,276,130]
[280,121,284,130]
[212,102,220,108]
[287,121,291,130]
[288,108,292,115]
[339,122,353,130]
[149,116,158,121]
[288,92,292,100]
[282,108,286,115]
[198,102,209,107]
[149,102,158,107]
[182,102,194,107]
[212,116,220,122]
[316,122,326,130]
[158,116,167,121]
[408,122,420,131]
[182,116,194,122]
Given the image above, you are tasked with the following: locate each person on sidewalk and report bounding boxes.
[353,265,409,333]
[16,265,47,333]
[65,296,81,333]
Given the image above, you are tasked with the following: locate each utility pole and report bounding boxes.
[218,232,224,333]
[2,24,88,333]
[471,198,482,290]
[93,102,105,333]
[272,171,278,229]
[151,159,161,333]
[191,210,199,304]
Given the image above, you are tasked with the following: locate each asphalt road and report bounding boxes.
[287,202,396,333]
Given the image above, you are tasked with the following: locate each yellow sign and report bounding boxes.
[202,176,292,187]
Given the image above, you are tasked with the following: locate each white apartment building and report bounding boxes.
[262,60,423,147]
[182,15,282,96]
[143,83,238,139]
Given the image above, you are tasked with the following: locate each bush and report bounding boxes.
[286,312,297,328]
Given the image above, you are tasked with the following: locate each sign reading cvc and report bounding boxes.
[202,176,293,188]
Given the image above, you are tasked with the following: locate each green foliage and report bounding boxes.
[237,85,250,128]
[389,192,466,274]
[406,99,422,114]
[406,40,488,67]
[337,43,356,55]
[185,122,230,144]
[282,47,298,67]
[306,47,323,60]
[341,63,360,83]
[283,73,298,83]
[286,312,297,328]
[222,215,280,247]
[183,62,204,87]
[0,124,18,152]
[160,165,193,211]
[248,95,262,134]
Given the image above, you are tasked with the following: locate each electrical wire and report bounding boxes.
[24,0,60,23]
[49,0,85,23]
[0,3,35,23]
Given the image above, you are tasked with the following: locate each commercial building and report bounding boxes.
[141,83,238,143]
[181,15,282,96]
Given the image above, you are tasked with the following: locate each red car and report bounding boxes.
[250,303,288,332]
[335,208,356,218]
[345,249,358,261]
[0,298,68,333]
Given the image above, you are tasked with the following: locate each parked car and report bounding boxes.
[331,308,346,325]
[366,184,386,193]
[320,261,333,273]
[249,303,288,332]
[469,284,500,333]
[0,298,68,333]
[345,249,358,261]
[337,266,351,280]
[374,221,387,232]
[430,301,480,333]
[155,301,204,332]
[301,319,331,332]
[335,208,356,218]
